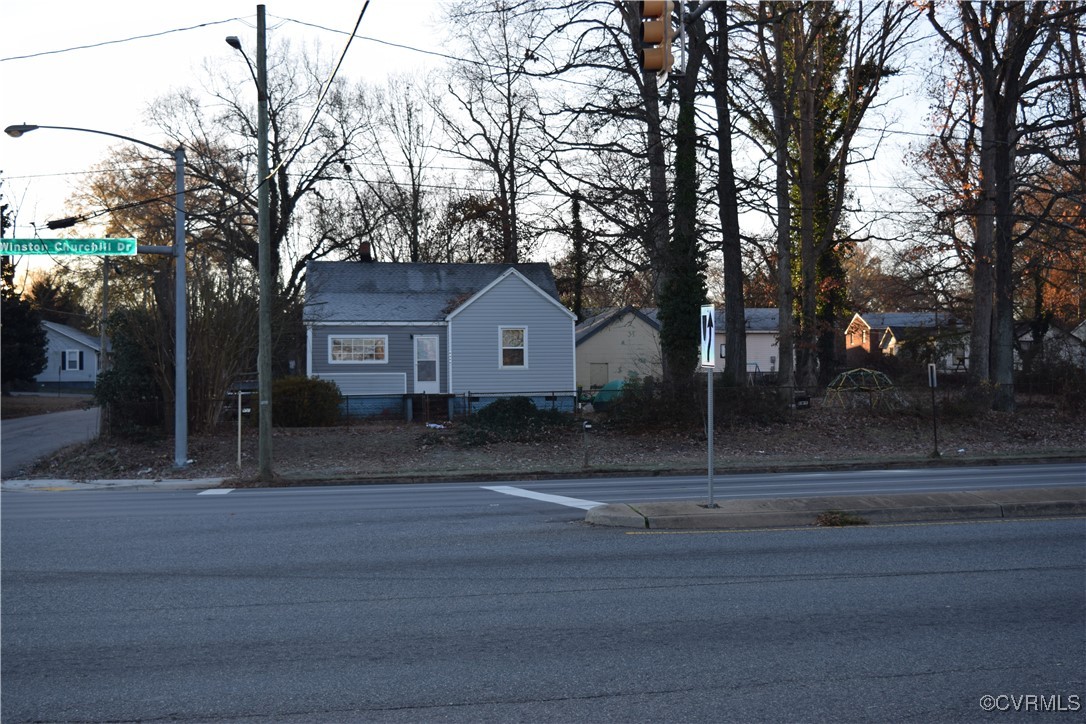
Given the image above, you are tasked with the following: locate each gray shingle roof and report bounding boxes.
[732,307,779,332]
[575,306,661,345]
[574,307,779,343]
[858,312,961,330]
[43,320,101,351]
[303,261,561,323]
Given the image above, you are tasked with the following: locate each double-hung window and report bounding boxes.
[329,335,388,364]
[63,350,83,371]
[500,327,526,368]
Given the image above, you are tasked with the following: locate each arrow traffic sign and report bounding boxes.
[700,304,715,368]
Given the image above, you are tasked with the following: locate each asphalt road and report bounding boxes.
[0,405,99,478]
[481,462,1086,506]
[3,480,1083,722]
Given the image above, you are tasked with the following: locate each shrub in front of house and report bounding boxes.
[599,376,699,430]
[1017,359,1086,416]
[272,377,343,427]
[602,376,789,431]
[457,396,572,446]
[715,385,790,426]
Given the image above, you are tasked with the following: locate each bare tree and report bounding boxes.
[150,42,380,304]
[927,0,1086,410]
[432,0,552,264]
[735,1,921,388]
[362,74,442,262]
[709,2,748,384]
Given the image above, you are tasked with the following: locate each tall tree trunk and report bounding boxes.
[796,66,820,389]
[571,192,587,321]
[711,2,748,386]
[768,3,795,391]
[970,87,996,386]
[659,5,708,396]
[991,72,1020,411]
[645,70,671,304]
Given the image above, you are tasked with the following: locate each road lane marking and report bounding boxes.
[482,485,604,510]
[198,489,234,495]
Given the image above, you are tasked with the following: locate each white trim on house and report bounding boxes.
[63,350,83,371]
[306,327,313,377]
[45,322,101,351]
[447,323,455,392]
[308,321,447,327]
[570,321,577,392]
[446,268,576,322]
[314,372,407,395]
[414,335,440,394]
[498,326,528,369]
[327,334,390,365]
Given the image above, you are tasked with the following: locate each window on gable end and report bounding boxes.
[500,327,526,368]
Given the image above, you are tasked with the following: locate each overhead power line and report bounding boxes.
[0,17,247,63]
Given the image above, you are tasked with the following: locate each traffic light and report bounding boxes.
[639,0,674,75]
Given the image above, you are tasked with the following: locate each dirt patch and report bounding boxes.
[20,401,1085,483]
[1,394,94,420]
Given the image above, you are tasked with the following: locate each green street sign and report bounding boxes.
[0,238,138,256]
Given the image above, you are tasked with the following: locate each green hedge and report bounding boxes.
[272,377,343,427]
[458,396,572,445]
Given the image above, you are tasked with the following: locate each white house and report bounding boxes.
[34,321,102,390]
[711,308,782,380]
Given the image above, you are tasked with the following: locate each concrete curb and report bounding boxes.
[584,486,1086,530]
[0,478,226,492]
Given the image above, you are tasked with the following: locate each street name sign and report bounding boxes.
[700,304,716,368]
[1,238,137,256]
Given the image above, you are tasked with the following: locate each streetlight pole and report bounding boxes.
[228,3,273,480]
[4,123,189,468]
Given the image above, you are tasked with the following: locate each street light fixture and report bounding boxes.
[4,122,189,468]
[227,4,274,481]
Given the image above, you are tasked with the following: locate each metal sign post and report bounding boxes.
[700,304,717,507]
[928,363,940,458]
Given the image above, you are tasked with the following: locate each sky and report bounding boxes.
[1,1,445,246]
[2,1,931,282]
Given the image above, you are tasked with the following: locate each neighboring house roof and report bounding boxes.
[729,307,779,332]
[851,312,962,330]
[1073,320,1086,342]
[576,307,778,342]
[575,306,660,345]
[304,261,563,324]
[43,320,101,352]
[1014,320,1086,345]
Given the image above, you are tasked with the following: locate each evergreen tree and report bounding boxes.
[1,258,48,389]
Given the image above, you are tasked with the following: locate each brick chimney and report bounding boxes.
[359,241,374,263]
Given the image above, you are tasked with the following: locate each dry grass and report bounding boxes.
[1,394,94,420]
[20,399,1085,483]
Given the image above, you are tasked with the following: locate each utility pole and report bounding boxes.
[256,3,274,480]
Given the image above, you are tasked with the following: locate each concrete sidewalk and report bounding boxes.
[585,486,1086,529]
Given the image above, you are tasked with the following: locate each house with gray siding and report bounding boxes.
[304,261,576,416]
[34,321,102,390]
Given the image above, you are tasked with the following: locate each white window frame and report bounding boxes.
[63,350,81,371]
[328,335,389,365]
[499,326,527,369]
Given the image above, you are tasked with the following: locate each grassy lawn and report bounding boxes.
[1,394,95,420]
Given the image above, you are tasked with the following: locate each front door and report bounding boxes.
[414,335,440,394]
